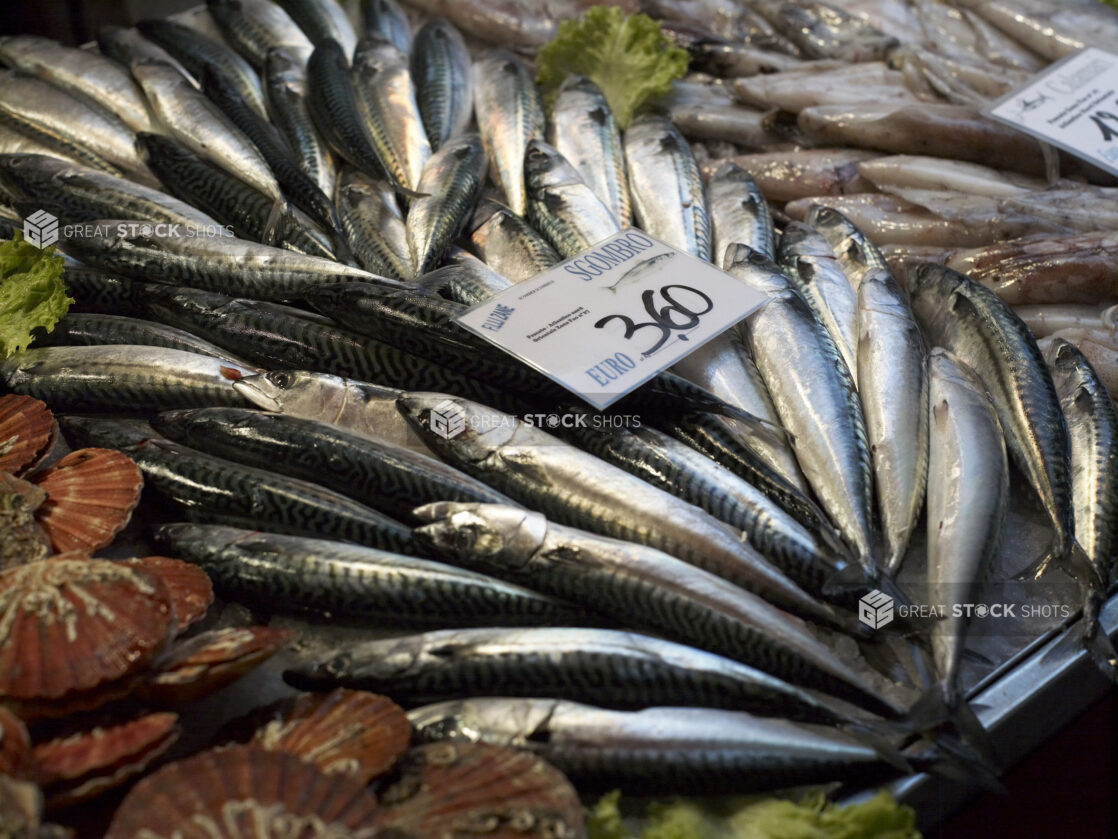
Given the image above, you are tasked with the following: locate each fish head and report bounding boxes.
[412,502,546,569]
[352,34,406,74]
[264,45,303,85]
[524,140,581,191]
[396,392,519,456]
[0,153,60,194]
[289,634,433,689]
[408,697,560,745]
[723,243,792,294]
[234,370,343,417]
[906,262,966,338]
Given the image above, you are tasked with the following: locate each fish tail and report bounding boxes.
[263,197,286,245]
[906,682,997,770]
[1082,592,1118,682]
[839,720,913,774]
[911,735,1005,794]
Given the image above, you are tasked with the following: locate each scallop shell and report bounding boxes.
[105,745,379,839]
[32,449,143,555]
[253,690,410,785]
[0,395,56,476]
[123,556,213,633]
[138,627,292,706]
[0,706,32,779]
[0,556,173,703]
[374,742,586,839]
[0,472,51,571]
[32,713,180,809]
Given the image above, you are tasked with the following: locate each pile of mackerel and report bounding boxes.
[1,0,1118,802]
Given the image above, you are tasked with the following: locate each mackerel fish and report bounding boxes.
[363,0,412,54]
[206,0,313,71]
[411,19,472,150]
[407,133,486,276]
[335,168,411,279]
[155,523,581,626]
[275,0,359,55]
[709,162,775,267]
[466,198,559,283]
[264,46,337,199]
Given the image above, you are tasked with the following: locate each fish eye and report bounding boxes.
[266,370,296,388]
[455,526,478,552]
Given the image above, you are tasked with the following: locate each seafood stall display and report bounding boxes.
[1,0,1118,835]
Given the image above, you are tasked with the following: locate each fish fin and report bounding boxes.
[906,684,998,770]
[839,722,913,774]
[911,735,1006,794]
[263,198,286,245]
[854,634,913,686]
[959,648,997,668]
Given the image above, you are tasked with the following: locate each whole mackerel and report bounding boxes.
[411,19,472,150]
[1046,339,1118,647]
[264,47,337,199]
[407,133,486,275]
[289,626,887,728]
[352,36,431,192]
[59,221,388,301]
[275,0,358,55]
[61,417,415,554]
[923,348,1007,727]
[623,113,710,260]
[807,204,893,291]
[524,140,620,259]
[409,698,913,795]
[729,245,878,574]
[857,269,928,575]
[414,502,901,716]
[418,249,513,305]
[152,407,514,522]
[400,394,848,628]
[466,198,559,282]
[363,0,412,54]
[549,75,630,227]
[0,34,154,134]
[909,262,1076,571]
[0,345,254,411]
[472,50,544,216]
[131,59,283,204]
[156,523,581,625]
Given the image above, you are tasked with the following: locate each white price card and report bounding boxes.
[456,230,767,410]
[986,47,1118,178]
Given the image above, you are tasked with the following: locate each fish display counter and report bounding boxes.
[0,0,1117,837]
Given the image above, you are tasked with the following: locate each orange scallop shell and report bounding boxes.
[0,556,174,702]
[253,690,410,785]
[105,745,379,839]
[0,706,32,779]
[123,556,213,633]
[373,742,587,839]
[0,395,56,476]
[31,449,143,555]
[32,712,180,809]
[138,626,292,706]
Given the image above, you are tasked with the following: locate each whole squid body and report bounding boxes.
[908,264,1082,577]
[60,416,416,556]
[412,502,905,718]
[397,393,851,631]
[1046,340,1118,660]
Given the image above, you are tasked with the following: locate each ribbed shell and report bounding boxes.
[374,741,586,839]
[123,556,213,633]
[0,706,32,778]
[0,395,56,476]
[33,449,143,554]
[105,745,379,839]
[253,690,410,785]
[0,557,173,701]
[139,627,292,705]
[32,712,180,809]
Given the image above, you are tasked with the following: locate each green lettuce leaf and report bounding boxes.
[587,790,921,839]
[0,231,72,358]
[535,6,689,130]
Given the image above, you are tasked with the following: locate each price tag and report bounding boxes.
[986,47,1118,177]
[456,230,766,410]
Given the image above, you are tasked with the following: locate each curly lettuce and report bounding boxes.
[587,790,921,839]
[0,231,71,358]
[535,6,689,130]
